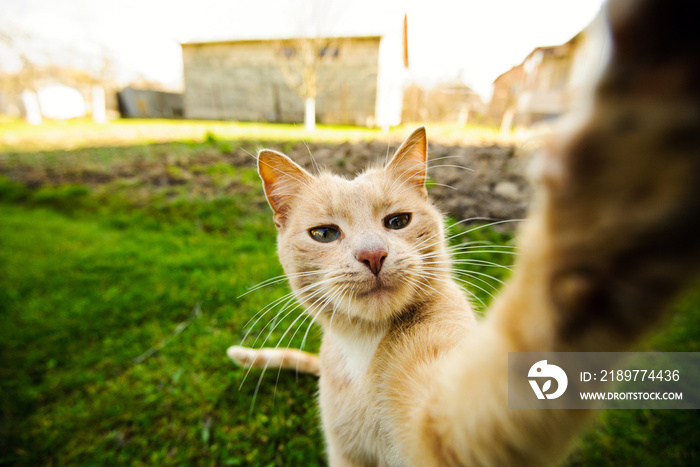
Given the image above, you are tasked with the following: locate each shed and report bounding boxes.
[180,0,407,128]
[117,87,184,119]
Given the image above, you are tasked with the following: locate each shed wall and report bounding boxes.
[182,38,380,125]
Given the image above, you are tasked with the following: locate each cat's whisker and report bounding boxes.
[444,219,525,243]
[430,182,459,191]
[440,249,518,260]
[424,264,508,288]
[401,275,429,302]
[420,244,516,258]
[416,247,515,263]
[239,290,307,340]
[414,252,505,266]
[444,250,514,261]
[296,283,356,376]
[238,270,327,298]
[417,273,487,316]
[412,223,494,252]
[426,164,474,172]
[248,287,335,411]
[385,134,392,165]
[326,291,341,340]
[240,147,256,160]
[408,268,488,308]
[444,216,502,232]
[427,155,466,163]
[245,280,333,353]
[328,282,360,337]
[415,218,516,254]
[240,289,301,344]
[251,296,307,350]
[452,249,517,256]
[411,231,447,253]
[452,239,512,246]
[293,285,341,351]
[450,259,514,270]
[406,272,473,312]
[275,290,333,384]
[411,217,505,253]
[422,268,499,301]
[239,300,305,390]
[451,273,503,294]
[299,297,331,358]
[301,137,321,175]
[261,284,343,400]
[240,277,333,345]
[449,247,517,255]
[272,288,337,399]
[292,300,328,379]
[421,271,490,314]
[447,241,517,250]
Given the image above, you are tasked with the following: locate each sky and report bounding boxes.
[0,0,603,100]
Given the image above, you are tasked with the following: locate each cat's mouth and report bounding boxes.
[357,277,396,298]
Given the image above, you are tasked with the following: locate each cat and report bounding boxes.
[228,0,700,465]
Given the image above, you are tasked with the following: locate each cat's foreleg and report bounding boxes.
[227,345,320,376]
[418,0,700,465]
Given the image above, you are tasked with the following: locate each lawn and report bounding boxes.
[0,120,698,465]
[0,118,509,153]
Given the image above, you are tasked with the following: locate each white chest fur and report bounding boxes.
[332,329,386,382]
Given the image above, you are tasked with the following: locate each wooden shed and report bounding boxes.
[181,0,407,128]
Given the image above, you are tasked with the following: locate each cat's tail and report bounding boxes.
[227,345,320,376]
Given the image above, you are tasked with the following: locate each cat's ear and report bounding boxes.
[258,149,313,229]
[386,127,428,198]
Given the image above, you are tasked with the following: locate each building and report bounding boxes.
[488,64,524,125]
[0,65,116,123]
[180,0,407,128]
[402,78,485,124]
[515,43,575,126]
[117,87,184,119]
[489,12,610,130]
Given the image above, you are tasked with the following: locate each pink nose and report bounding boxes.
[357,248,388,276]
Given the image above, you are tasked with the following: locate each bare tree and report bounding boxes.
[274,36,344,131]
[268,0,350,132]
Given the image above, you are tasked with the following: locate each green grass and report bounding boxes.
[0,118,382,153]
[0,118,508,154]
[0,204,326,466]
[0,132,698,466]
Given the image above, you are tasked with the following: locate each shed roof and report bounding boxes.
[181,0,402,45]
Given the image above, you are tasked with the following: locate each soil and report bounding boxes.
[285,140,533,223]
[1,140,534,224]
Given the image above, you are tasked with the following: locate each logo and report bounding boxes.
[528,360,568,399]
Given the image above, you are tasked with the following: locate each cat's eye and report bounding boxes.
[384,213,411,230]
[309,226,341,243]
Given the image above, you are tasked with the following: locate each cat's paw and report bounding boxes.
[226,345,261,369]
[226,346,321,375]
[539,0,700,348]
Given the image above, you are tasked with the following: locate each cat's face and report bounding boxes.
[258,128,448,325]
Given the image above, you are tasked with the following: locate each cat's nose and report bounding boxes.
[357,248,388,276]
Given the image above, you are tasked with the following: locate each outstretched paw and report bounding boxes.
[539,0,700,349]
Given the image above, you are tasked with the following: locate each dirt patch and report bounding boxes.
[0,140,533,223]
[284,140,533,223]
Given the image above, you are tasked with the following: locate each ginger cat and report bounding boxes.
[229,0,700,465]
